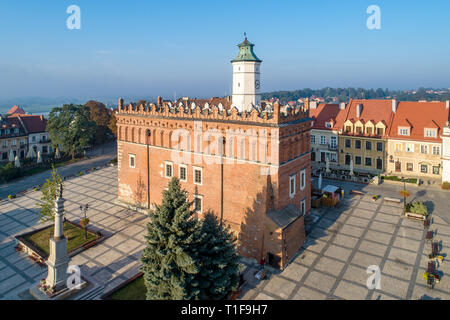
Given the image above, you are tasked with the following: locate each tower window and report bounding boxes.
[165,162,173,178]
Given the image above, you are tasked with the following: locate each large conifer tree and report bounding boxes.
[140,178,201,300]
[197,213,240,300]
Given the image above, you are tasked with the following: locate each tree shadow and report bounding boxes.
[419,294,441,300]
[423,201,435,215]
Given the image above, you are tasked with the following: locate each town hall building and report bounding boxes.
[115,37,313,269]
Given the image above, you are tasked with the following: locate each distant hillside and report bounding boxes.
[261,87,450,104]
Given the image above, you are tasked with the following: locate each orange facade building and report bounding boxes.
[115,38,312,269]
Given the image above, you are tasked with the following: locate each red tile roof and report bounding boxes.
[9,114,47,133]
[389,101,449,142]
[7,105,26,115]
[338,99,395,137]
[309,103,343,130]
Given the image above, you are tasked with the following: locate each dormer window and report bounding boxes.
[325,122,332,128]
[399,128,409,136]
[345,126,352,133]
[425,129,437,138]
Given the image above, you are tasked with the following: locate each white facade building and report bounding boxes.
[442,121,450,183]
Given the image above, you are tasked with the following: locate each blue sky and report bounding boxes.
[0,0,449,101]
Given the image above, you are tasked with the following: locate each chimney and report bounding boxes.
[339,102,346,110]
[157,96,163,106]
[310,101,317,109]
[392,99,397,113]
[446,100,449,109]
[356,104,362,118]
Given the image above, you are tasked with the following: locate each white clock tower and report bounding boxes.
[231,35,262,112]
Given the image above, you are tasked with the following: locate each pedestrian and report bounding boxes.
[260,257,266,270]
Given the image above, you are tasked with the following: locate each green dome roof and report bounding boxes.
[231,37,262,63]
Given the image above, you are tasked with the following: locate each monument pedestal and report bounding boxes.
[29,278,89,300]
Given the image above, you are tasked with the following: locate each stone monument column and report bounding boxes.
[45,184,69,292]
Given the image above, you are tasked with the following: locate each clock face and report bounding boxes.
[255,80,260,89]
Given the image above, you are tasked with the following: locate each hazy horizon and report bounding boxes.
[1,1,449,103]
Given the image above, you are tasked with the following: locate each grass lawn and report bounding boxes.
[23,221,98,256]
[110,275,146,300]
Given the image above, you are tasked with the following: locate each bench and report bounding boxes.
[427,261,435,274]
[384,197,401,203]
[254,269,267,280]
[350,190,365,195]
[426,231,434,241]
[432,242,440,256]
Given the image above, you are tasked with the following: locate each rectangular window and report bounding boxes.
[330,153,337,162]
[193,167,202,185]
[129,154,136,168]
[421,145,428,154]
[355,156,362,165]
[32,136,36,142]
[432,146,440,155]
[12,140,16,146]
[395,143,402,152]
[330,137,337,149]
[310,135,316,145]
[406,143,414,153]
[345,155,351,165]
[377,142,383,152]
[366,141,372,150]
[425,129,436,138]
[366,127,372,135]
[421,164,428,173]
[407,163,413,171]
[301,199,306,215]
[433,166,440,175]
[2,141,6,147]
[289,175,296,198]
[194,195,203,213]
[399,128,409,136]
[355,140,361,149]
[300,169,306,190]
[345,126,352,133]
[179,165,187,182]
[165,162,173,178]
[376,127,384,136]
[355,126,362,134]
[376,158,383,170]
[345,139,351,148]
[365,158,372,167]
[320,136,327,145]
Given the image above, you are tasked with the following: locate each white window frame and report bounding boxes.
[425,129,437,138]
[289,174,296,198]
[432,146,440,156]
[395,143,402,152]
[421,145,428,154]
[300,199,306,215]
[129,154,136,168]
[193,194,203,213]
[165,161,173,178]
[300,169,306,191]
[399,128,409,136]
[193,166,203,185]
[405,143,414,153]
[179,164,187,182]
[310,135,316,145]
[330,136,337,149]
[320,136,327,145]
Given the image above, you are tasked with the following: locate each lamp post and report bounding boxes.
[146,130,151,209]
[80,204,89,239]
[220,137,226,225]
[402,176,406,210]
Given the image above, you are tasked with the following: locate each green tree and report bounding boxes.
[47,104,96,159]
[196,213,240,300]
[36,165,63,223]
[140,178,201,300]
[85,100,111,144]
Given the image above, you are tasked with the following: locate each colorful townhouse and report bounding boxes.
[336,99,394,174]
[387,101,450,180]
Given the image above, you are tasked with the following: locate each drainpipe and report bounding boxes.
[220,137,226,225]
[146,130,151,209]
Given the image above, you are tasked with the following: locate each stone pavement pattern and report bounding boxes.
[0,166,147,299]
[241,194,450,300]
[1,166,449,300]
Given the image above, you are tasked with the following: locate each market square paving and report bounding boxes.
[1,166,449,300]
